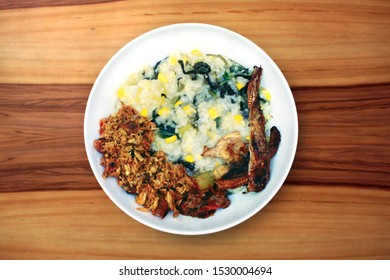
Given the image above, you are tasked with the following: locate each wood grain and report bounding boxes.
[290,83,390,188]
[1,186,389,259]
[1,83,388,192]
[0,0,389,260]
[0,0,122,10]
[0,0,389,86]
[0,84,96,192]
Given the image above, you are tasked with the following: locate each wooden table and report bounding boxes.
[1,0,389,260]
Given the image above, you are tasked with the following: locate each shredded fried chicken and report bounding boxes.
[94,104,230,218]
[202,131,248,163]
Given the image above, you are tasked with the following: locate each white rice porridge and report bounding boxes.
[116,50,272,175]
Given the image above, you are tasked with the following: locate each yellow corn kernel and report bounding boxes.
[165,135,177,144]
[236,83,245,90]
[191,49,202,56]
[174,100,183,107]
[184,154,195,163]
[158,73,169,83]
[183,104,195,115]
[168,55,178,65]
[208,108,219,120]
[263,89,271,101]
[117,87,125,98]
[140,108,148,117]
[181,55,189,64]
[245,135,250,141]
[157,107,170,116]
[233,114,244,125]
[178,123,192,137]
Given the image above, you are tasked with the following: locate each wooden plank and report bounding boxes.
[289,83,390,187]
[0,0,121,10]
[0,0,389,86]
[0,0,389,261]
[1,83,388,192]
[0,84,97,192]
[0,185,389,259]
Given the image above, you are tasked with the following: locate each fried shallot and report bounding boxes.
[94,104,230,218]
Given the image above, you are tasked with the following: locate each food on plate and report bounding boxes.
[215,66,281,192]
[93,50,280,218]
[94,105,230,218]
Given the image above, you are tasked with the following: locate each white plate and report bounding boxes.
[84,23,298,235]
